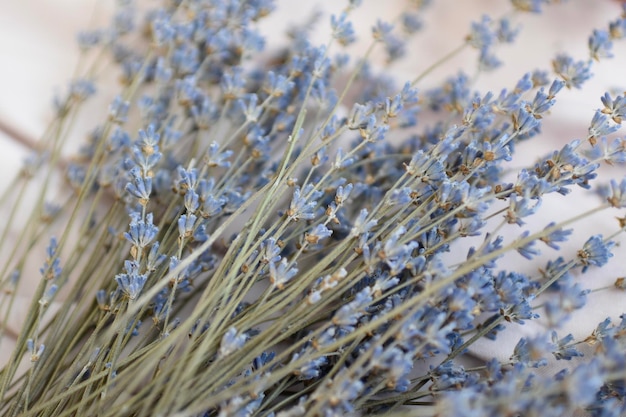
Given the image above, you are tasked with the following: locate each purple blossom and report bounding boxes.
[511,0,545,13]
[589,29,614,61]
[605,177,626,208]
[545,283,589,327]
[467,15,496,51]
[505,193,541,226]
[551,332,583,360]
[305,224,333,244]
[330,13,356,46]
[511,335,555,368]
[552,54,593,89]
[294,354,327,380]
[332,288,372,331]
[125,166,152,205]
[269,259,298,290]
[578,235,614,272]
[238,94,262,122]
[40,237,62,280]
[539,223,573,250]
[204,142,233,168]
[115,260,148,300]
[401,12,422,34]
[350,209,377,237]
[588,111,620,143]
[177,213,197,239]
[218,327,247,358]
[261,238,281,264]
[124,212,159,249]
[287,185,322,221]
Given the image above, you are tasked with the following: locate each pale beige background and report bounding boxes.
[0,2,625,414]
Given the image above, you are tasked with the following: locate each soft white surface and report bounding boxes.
[0,1,625,414]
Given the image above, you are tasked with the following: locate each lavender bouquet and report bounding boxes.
[1,0,626,416]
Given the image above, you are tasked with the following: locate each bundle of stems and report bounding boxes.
[2,1,626,416]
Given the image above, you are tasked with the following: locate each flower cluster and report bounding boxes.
[1,1,626,417]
